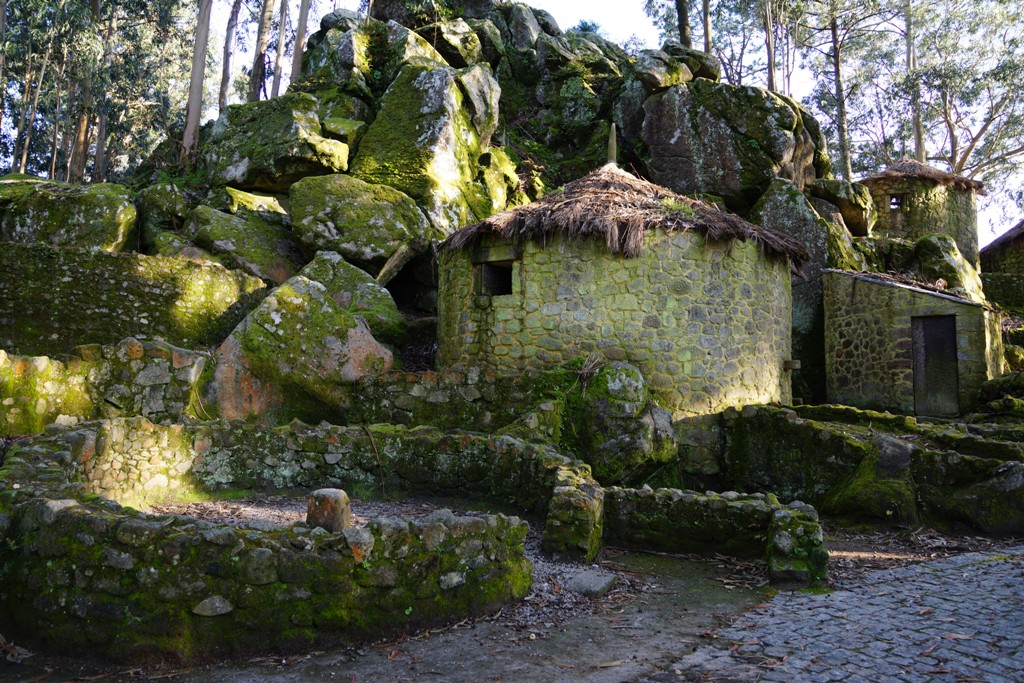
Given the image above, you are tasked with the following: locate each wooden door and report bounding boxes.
[912,316,959,417]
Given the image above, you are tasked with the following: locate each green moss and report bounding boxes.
[823,453,919,524]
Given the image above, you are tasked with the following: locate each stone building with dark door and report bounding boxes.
[860,159,985,268]
[436,164,810,418]
[823,270,1003,416]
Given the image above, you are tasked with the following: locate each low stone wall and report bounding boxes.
[1,339,212,435]
[0,243,265,357]
[981,273,1024,310]
[603,486,828,584]
[0,424,532,661]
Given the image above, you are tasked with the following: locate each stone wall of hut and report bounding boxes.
[824,271,1002,414]
[437,232,794,417]
[864,177,979,267]
[981,239,1024,275]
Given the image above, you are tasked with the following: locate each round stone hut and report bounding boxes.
[860,159,984,268]
[436,164,809,417]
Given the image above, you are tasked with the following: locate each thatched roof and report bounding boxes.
[441,164,810,269]
[860,159,985,194]
[982,217,1024,255]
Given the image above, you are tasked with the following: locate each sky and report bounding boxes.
[212,0,1014,243]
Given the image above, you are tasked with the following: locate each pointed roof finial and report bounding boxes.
[607,123,618,166]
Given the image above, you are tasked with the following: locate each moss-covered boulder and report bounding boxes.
[823,434,920,525]
[351,63,492,234]
[912,234,986,303]
[370,0,497,29]
[151,231,226,265]
[136,183,193,251]
[204,92,349,192]
[807,178,876,236]
[660,42,721,81]
[290,174,434,274]
[0,178,136,251]
[183,206,305,284]
[634,49,693,94]
[751,178,865,402]
[224,276,394,408]
[946,462,1024,535]
[0,243,266,357]
[299,251,407,345]
[564,362,677,484]
[642,80,823,210]
[418,19,484,67]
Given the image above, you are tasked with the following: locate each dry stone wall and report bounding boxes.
[0,339,211,435]
[0,244,265,357]
[437,233,793,417]
[981,273,1024,310]
[981,239,1024,274]
[824,271,1002,414]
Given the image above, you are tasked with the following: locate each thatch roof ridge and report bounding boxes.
[441,164,810,268]
[860,159,985,193]
[981,217,1024,255]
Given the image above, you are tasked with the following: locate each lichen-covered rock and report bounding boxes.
[205,92,349,192]
[947,462,1024,535]
[319,7,362,32]
[136,183,192,251]
[823,434,920,525]
[634,49,693,94]
[290,174,434,274]
[661,42,721,81]
[457,63,501,146]
[0,178,136,251]
[0,243,266,357]
[183,206,305,284]
[911,234,986,303]
[226,276,394,407]
[807,178,876,236]
[370,0,497,28]
[351,63,490,234]
[506,4,541,50]
[152,231,226,266]
[321,117,367,151]
[643,80,822,209]
[298,251,407,345]
[565,362,677,484]
[418,19,484,67]
[205,186,289,219]
[467,18,505,67]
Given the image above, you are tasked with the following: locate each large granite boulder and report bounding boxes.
[136,183,193,251]
[568,362,677,484]
[634,49,693,94]
[0,177,136,251]
[290,174,434,275]
[224,276,394,407]
[642,80,826,210]
[204,93,349,192]
[807,178,876,236]
[370,0,497,28]
[183,206,305,284]
[912,234,986,303]
[351,62,492,234]
[417,19,484,68]
[298,251,407,345]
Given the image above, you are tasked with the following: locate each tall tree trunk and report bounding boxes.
[905,0,925,162]
[831,17,852,180]
[0,0,8,135]
[675,0,692,49]
[61,85,78,181]
[248,0,278,102]
[271,0,289,97]
[764,0,776,92]
[18,47,50,173]
[12,49,33,169]
[92,11,116,182]
[219,0,243,112]
[50,77,63,178]
[182,0,214,164]
[290,0,312,83]
[70,0,102,183]
[702,0,711,53]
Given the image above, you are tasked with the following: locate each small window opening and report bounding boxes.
[890,194,904,210]
[481,261,514,296]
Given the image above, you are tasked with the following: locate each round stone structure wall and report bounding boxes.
[437,232,794,417]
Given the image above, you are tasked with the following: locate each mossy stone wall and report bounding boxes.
[981,238,1024,274]
[0,340,211,436]
[981,273,1024,310]
[437,232,793,417]
[824,271,1003,414]
[0,244,266,357]
[863,177,979,268]
[0,429,530,661]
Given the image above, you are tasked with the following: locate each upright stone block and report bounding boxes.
[307,488,352,532]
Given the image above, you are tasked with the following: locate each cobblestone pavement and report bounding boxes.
[648,546,1024,682]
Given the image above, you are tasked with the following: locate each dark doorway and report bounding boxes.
[912,316,959,417]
